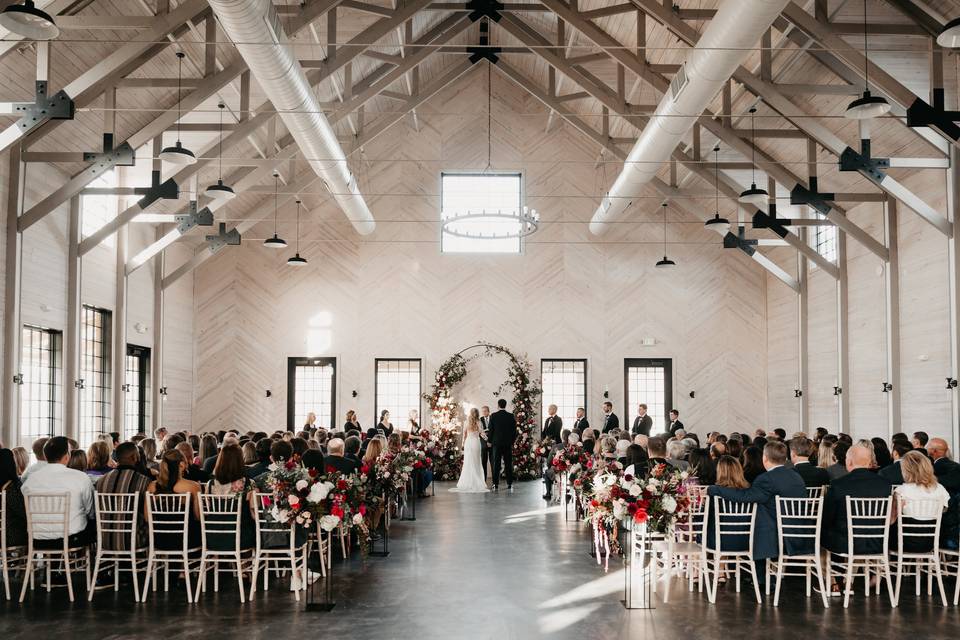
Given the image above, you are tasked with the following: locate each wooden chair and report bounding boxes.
[769,496,829,607]
[891,496,947,606]
[827,496,895,609]
[89,492,143,601]
[196,494,253,602]
[707,497,762,604]
[19,492,91,602]
[1,488,27,600]
[658,485,712,603]
[142,493,200,602]
[249,492,309,600]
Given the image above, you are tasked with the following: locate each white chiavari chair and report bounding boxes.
[658,485,712,603]
[769,496,828,607]
[89,492,143,601]
[196,494,253,602]
[707,497,761,604]
[143,493,200,603]
[18,492,91,602]
[891,496,947,606]
[249,492,310,600]
[805,486,825,499]
[827,496,895,609]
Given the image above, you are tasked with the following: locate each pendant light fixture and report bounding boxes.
[159,51,198,165]
[704,145,730,234]
[287,199,307,266]
[263,171,287,248]
[655,202,676,269]
[0,1,59,40]
[845,0,890,119]
[204,102,235,200]
[937,17,960,48]
[738,106,769,207]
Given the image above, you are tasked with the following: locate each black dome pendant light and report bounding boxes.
[845,0,890,119]
[738,106,768,207]
[704,145,730,234]
[287,199,307,266]
[204,102,235,200]
[159,51,198,165]
[263,171,288,249]
[655,202,676,269]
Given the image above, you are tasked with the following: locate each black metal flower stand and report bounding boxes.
[400,478,417,521]
[305,538,337,612]
[369,510,391,558]
[622,521,654,610]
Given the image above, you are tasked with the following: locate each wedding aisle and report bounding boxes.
[0,481,946,639]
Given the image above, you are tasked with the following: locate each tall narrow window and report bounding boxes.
[540,359,587,427]
[124,345,151,439]
[440,172,523,254]
[20,325,62,446]
[80,305,112,447]
[375,359,422,431]
[287,357,336,431]
[624,358,672,437]
[812,214,838,265]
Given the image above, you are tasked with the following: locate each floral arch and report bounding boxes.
[422,343,542,480]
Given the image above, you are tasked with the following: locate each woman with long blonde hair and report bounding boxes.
[893,450,950,553]
[715,455,750,489]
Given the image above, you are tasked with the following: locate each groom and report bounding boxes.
[488,398,517,491]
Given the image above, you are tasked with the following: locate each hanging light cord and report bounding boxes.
[486,61,492,172]
[273,172,280,235]
[750,107,757,185]
[714,145,720,214]
[862,0,869,91]
[217,102,224,181]
[176,51,184,145]
[662,203,668,255]
[295,200,302,252]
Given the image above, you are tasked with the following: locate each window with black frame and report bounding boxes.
[540,359,587,427]
[124,344,151,439]
[80,305,112,447]
[375,359,422,431]
[287,357,336,430]
[20,325,62,446]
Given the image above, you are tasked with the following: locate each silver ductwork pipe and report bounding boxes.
[589,0,792,235]
[207,0,375,235]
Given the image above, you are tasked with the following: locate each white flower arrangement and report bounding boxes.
[319,514,341,532]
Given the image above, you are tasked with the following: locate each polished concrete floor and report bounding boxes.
[2,481,959,639]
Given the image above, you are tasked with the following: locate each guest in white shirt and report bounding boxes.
[21,436,95,544]
[893,450,950,554]
[19,436,50,483]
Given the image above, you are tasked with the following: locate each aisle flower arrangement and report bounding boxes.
[551,443,591,476]
[424,426,461,481]
[378,447,419,498]
[261,458,371,550]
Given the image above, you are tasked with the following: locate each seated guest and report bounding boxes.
[199,434,219,468]
[623,444,648,478]
[246,438,273,479]
[582,439,596,456]
[386,432,402,455]
[709,442,726,461]
[202,434,238,474]
[687,448,715,485]
[926,437,960,493]
[301,449,324,474]
[872,437,893,469]
[742,446,765,484]
[85,440,113,479]
[708,443,806,576]
[614,439,630,468]
[821,441,893,595]
[344,436,363,467]
[176,442,210,483]
[892,451,950,553]
[20,437,49,483]
[715,455,749,490]
[324,438,359,475]
[912,430,929,451]
[826,442,850,481]
[879,441,912,485]
[291,437,309,458]
[725,438,743,462]
[597,436,618,465]
[666,440,689,471]
[96,442,152,550]
[241,441,258,465]
[22,436,95,545]
[68,449,88,473]
[11,446,29,476]
[790,436,830,487]
[361,439,386,531]
[147,450,201,550]
[207,444,257,550]
[0,449,27,547]
[645,436,672,473]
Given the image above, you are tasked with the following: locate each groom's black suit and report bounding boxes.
[488,408,518,488]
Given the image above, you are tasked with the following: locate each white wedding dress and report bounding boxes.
[450,428,489,493]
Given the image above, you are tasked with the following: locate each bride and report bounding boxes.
[450,407,489,493]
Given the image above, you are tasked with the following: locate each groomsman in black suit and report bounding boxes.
[601,401,619,434]
[488,399,518,490]
[667,410,684,436]
[542,404,562,443]
[479,405,491,481]
[572,407,589,435]
[631,403,653,436]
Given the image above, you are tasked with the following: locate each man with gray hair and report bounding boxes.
[822,442,893,560]
[666,439,689,471]
[324,437,359,475]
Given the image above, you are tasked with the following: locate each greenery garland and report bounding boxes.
[423,343,542,480]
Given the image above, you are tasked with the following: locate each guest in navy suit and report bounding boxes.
[821,441,893,556]
[708,441,807,584]
[878,441,911,485]
[789,436,830,487]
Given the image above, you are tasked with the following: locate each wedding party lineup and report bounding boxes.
[2,0,960,638]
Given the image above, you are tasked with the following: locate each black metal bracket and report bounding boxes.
[13,81,74,135]
[12,373,23,385]
[839,145,889,185]
[947,377,958,390]
[906,89,960,142]
[81,139,136,184]
[882,382,893,393]
[134,170,179,209]
[205,222,241,251]
[794,389,803,398]
[75,379,85,390]
[467,16,500,63]
[750,211,789,239]
[833,386,842,396]
[465,0,503,22]
[722,231,757,256]
[175,201,214,234]
[790,177,835,216]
